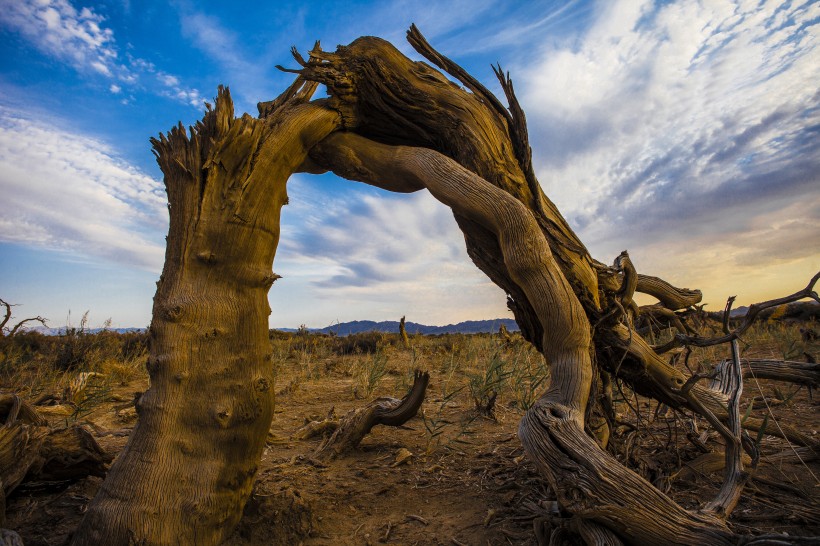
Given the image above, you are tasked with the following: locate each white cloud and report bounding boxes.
[0,0,117,75]
[158,72,180,87]
[175,9,270,113]
[109,84,121,93]
[0,104,167,270]
[518,0,819,304]
[0,0,203,108]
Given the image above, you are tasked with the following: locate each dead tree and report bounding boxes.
[0,299,47,337]
[295,29,819,544]
[70,28,819,545]
[313,370,429,463]
[72,81,342,545]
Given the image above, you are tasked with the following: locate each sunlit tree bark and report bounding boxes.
[72,84,340,545]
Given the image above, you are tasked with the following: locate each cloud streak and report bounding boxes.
[0,104,167,270]
[518,0,819,304]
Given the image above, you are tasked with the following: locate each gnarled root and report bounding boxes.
[520,401,734,546]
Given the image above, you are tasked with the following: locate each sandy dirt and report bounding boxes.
[5,335,819,545]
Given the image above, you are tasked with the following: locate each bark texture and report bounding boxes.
[69,28,816,546]
[71,86,340,545]
[294,30,766,544]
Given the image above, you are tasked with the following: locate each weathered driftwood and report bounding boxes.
[314,370,429,463]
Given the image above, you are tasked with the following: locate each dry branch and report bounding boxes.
[314,370,429,463]
[703,299,751,518]
[0,298,47,337]
[0,394,111,516]
[674,272,820,349]
[712,359,819,388]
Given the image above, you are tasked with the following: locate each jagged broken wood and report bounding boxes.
[72,83,342,546]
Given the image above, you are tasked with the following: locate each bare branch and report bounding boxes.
[406,24,512,129]
[261,41,323,118]
[0,298,13,334]
[8,316,48,336]
[0,298,47,336]
[712,359,819,387]
[635,274,702,310]
[704,298,749,518]
[673,272,820,348]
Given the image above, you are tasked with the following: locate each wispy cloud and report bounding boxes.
[0,104,167,269]
[0,0,203,107]
[519,0,819,303]
[0,0,116,75]
[173,8,266,111]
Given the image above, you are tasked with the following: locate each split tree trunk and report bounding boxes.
[71,86,340,545]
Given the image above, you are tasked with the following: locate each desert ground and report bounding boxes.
[2,316,818,545]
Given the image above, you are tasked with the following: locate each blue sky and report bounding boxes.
[0,0,817,330]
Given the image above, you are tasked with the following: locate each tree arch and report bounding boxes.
[71,29,818,545]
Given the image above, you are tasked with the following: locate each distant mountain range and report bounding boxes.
[275,318,520,336]
[27,319,519,336]
[23,300,819,336]
[30,327,146,336]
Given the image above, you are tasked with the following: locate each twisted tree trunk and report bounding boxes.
[71,86,340,545]
[310,132,734,544]
[295,30,753,544]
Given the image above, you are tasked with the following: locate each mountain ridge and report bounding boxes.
[275,318,519,336]
[27,319,520,336]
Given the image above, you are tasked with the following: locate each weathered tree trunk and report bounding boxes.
[66,27,815,546]
[294,30,758,544]
[71,86,340,545]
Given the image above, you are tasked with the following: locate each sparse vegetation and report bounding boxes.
[1,308,819,544]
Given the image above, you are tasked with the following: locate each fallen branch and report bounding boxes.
[711,359,819,388]
[313,370,429,462]
[0,393,112,513]
[703,298,753,518]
